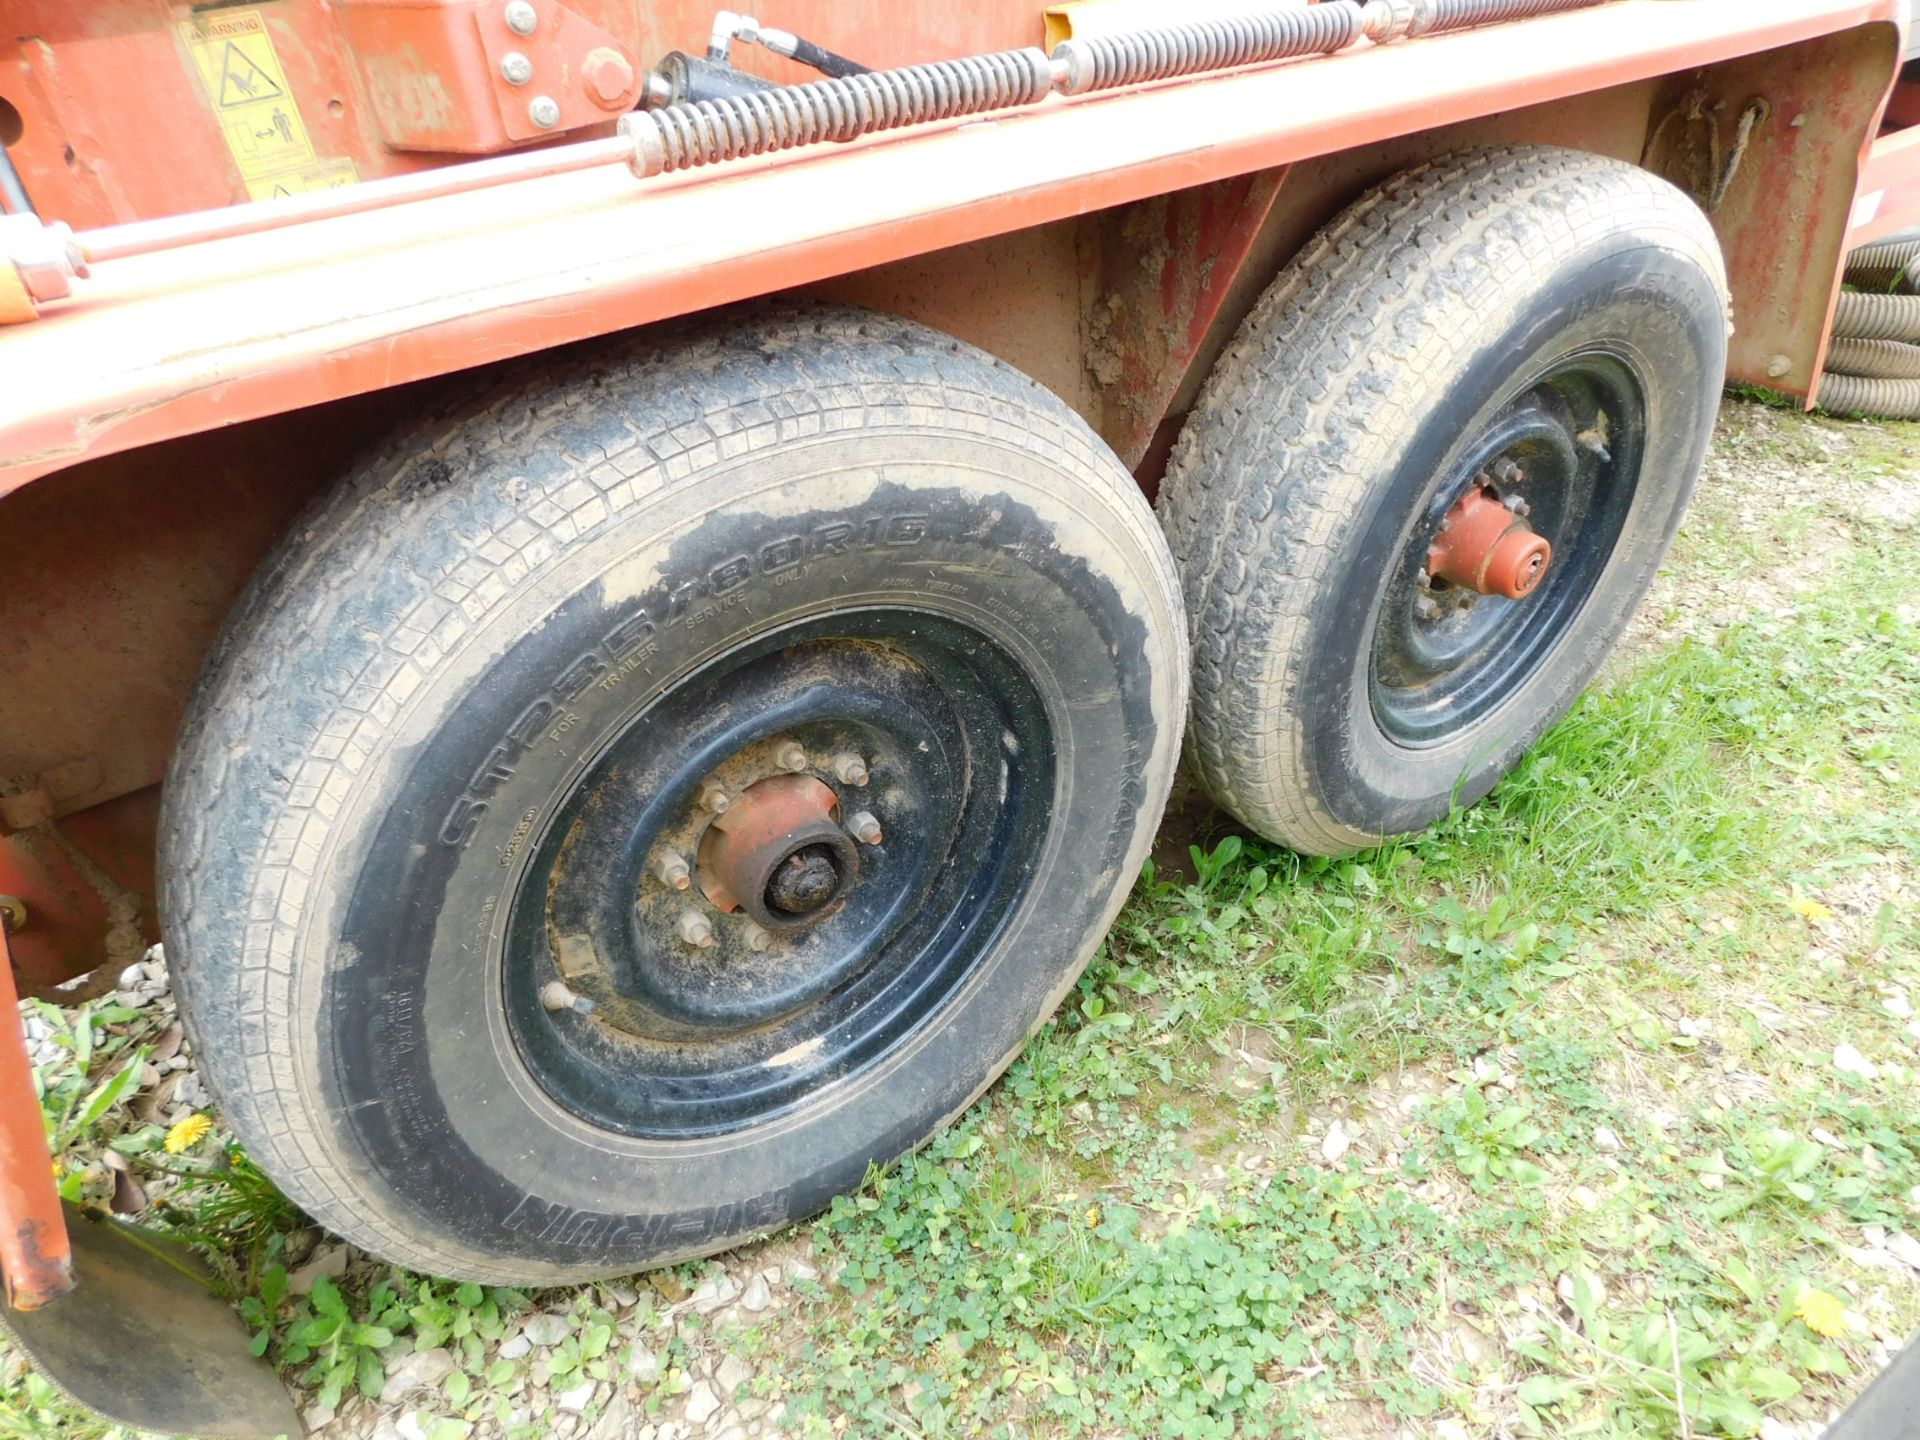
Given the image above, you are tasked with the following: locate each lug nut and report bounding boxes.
[677,911,715,948]
[698,783,730,814]
[1493,457,1524,486]
[540,980,596,1015]
[774,740,810,772]
[830,751,870,786]
[742,922,773,953]
[846,810,883,845]
[503,0,537,35]
[653,850,691,889]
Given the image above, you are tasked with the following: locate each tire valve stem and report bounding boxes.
[654,850,692,889]
[677,910,716,948]
[540,980,597,1015]
[846,810,883,845]
[775,740,810,773]
[698,782,731,814]
[830,751,870,786]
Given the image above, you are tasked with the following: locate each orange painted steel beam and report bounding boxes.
[0,0,1905,492]
[0,918,74,1311]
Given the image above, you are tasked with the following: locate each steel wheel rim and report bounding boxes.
[501,610,1054,1139]
[1368,349,1647,747]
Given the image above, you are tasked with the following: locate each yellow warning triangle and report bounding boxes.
[216,41,282,107]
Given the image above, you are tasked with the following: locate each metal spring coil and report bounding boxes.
[625,48,1052,175]
[1426,0,1610,34]
[1050,4,1363,95]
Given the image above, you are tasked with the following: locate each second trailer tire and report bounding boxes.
[1160,146,1729,855]
[160,307,1186,1283]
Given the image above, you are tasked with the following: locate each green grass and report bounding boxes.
[5,397,1920,1440]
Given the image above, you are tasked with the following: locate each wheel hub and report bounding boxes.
[1427,477,1553,600]
[695,771,859,931]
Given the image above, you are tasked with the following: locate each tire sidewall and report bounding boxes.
[298,430,1175,1277]
[1302,241,1725,841]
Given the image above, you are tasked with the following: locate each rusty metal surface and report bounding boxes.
[0,919,72,1310]
[0,0,1904,489]
[0,789,158,994]
[0,1202,301,1437]
[1638,22,1903,397]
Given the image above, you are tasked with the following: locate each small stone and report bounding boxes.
[715,1353,754,1397]
[498,1332,532,1361]
[287,1242,350,1294]
[1593,1125,1622,1153]
[385,1346,457,1393]
[739,1274,772,1313]
[1700,1172,1725,1191]
[1319,1121,1352,1164]
[369,1421,406,1440]
[691,1276,741,1314]
[522,1312,572,1347]
[1758,1418,1798,1440]
[557,1379,598,1414]
[1568,1186,1602,1211]
[584,1393,635,1440]
[786,1259,819,1285]
[117,963,146,989]
[301,1401,337,1432]
[1812,1127,1848,1150]
[760,1266,782,1287]
[607,1284,640,1308]
[1835,1043,1880,1081]
[685,1381,721,1425]
[1883,991,1914,1020]
[395,1414,429,1440]
[1887,1231,1920,1274]
[628,1344,661,1386]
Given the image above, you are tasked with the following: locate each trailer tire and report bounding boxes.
[1161,147,1728,854]
[160,306,1185,1283]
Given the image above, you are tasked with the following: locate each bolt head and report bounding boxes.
[501,51,533,85]
[528,95,561,129]
[581,46,638,110]
[775,741,810,773]
[846,810,883,845]
[699,784,730,814]
[654,851,691,889]
[831,752,870,786]
[503,0,537,36]
[677,911,715,948]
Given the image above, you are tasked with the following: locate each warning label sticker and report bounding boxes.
[181,8,356,195]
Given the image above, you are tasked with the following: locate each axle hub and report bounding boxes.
[1427,482,1552,600]
[696,772,860,931]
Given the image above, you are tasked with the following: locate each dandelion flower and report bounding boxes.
[165,1113,213,1154]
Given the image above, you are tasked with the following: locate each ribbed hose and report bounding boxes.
[1816,371,1920,419]
[1051,3,1363,94]
[1831,290,1920,343]
[1825,337,1920,380]
[1844,237,1920,294]
[624,48,1053,174]
[1424,0,1610,33]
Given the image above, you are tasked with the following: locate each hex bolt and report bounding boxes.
[774,740,810,773]
[830,751,870,786]
[503,0,537,35]
[846,810,883,845]
[528,95,561,130]
[540,979,596,1015]
[1493,458,1523,487]
[653,850,691,890]
[698,783,730,814]
[501,51,533,85]
[742,922,773,953]
[677,911,716,948]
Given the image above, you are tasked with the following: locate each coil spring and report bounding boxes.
[1050,3,1364,95]
[624,48,1052,175]
[1425,0,1609,35]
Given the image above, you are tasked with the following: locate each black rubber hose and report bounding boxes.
[1816,371,1920,418]
[1825,337,1920,380]
[1831,290,1920,343]
[787,35,870,79]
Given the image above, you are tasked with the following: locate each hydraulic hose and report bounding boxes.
[1815,371,1920,419]
[1830,290,1920,344]
[1824,336,1920,380]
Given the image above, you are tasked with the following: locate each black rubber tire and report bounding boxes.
[159,306,1186,1283]
[1160,147,1728,854]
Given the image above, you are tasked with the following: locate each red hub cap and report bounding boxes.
[1427,485,1552,600]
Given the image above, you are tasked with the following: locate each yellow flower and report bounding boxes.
[1788,896,1835,923]
[1794,1287,1849,1338]
[165,1113,213,1154]
[1084,1206,1101,1229]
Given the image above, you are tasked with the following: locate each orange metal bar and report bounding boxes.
[1847,125,1920,246]
[0,0,1904,491]
[0,918,74,1311]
